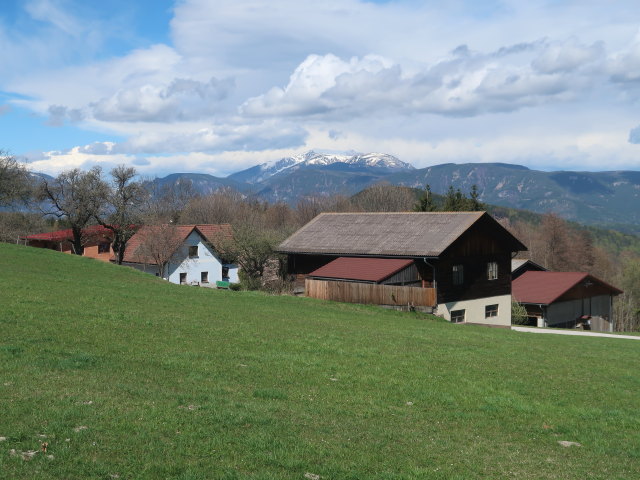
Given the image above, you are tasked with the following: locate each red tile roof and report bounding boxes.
[24,225,113,243]
[122,224,232,264]
[512,271,622,305]
[308,257,415,283]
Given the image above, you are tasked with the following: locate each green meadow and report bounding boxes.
[0,243,638,479]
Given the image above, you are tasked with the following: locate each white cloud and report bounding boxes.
[25,0,81,36]
[242,44,582,119]
[90,76,234,122]
[3,0,640,175]
[532,38,605,74]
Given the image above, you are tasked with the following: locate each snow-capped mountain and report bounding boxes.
[229,151,414,184]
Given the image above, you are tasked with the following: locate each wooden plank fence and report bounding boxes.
[305,279,436,307]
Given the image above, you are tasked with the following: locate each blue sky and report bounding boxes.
[1,0,640,176]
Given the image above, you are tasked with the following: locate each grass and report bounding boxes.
[0,243,639,479]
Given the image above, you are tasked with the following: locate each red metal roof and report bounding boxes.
[308,257,415,283]
[24,225,113,242]
[512,271,622,305]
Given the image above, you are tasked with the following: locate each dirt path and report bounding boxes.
[511,326,640,340]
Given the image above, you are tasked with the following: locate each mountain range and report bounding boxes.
[149,151,640,234]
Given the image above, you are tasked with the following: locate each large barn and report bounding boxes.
[278,211,527,326]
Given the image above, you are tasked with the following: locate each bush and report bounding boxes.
[511,300,529,325]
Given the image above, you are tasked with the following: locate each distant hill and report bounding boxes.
[129,151,640,234]
[387,163,640,234]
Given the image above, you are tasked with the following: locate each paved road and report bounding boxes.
[512,326,640,340]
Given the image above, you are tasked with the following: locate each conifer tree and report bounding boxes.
[414,184,437,212]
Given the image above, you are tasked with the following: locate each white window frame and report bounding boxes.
[451,309,466,323]
[487,261,498,280]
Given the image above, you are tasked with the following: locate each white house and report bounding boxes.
[121,224,239,287]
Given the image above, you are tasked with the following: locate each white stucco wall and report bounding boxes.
[438,294,512,326]
[166,230,238,287]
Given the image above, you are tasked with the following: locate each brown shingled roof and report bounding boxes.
[308,257,414,282]
[123,224,232,264]
[278,211,524,257]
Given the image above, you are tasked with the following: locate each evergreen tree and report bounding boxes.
[443,186,458,211]
[468,184,484,211]
[414,184,437,212]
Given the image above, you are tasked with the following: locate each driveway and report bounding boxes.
[512,326,640,340]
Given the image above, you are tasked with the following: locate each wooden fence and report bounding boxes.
[305,279,436,307]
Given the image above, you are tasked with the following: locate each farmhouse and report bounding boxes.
[511,258,547,280]
[512,271,622,332]
[22,225,116,261]
[278,211,527,326]
[122,224,239,287]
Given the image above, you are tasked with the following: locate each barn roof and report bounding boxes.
[123,224,232,264]
[308,257,415,283]
[512,271,622,305]
[511,259,547,273]
[278,211,525,257]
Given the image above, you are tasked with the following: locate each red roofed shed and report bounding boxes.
[308,257,419,285]
[22,225,116,261]
[512,271,622,331]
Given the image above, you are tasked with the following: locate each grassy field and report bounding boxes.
[0,243,638,479]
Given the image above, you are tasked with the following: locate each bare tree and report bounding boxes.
[539,213,572,271]
[96,165,148,264]
[0,212,49,244]
[213,224,287,290]
[0,151,31,207]
[133,224,185,278]
[144,178,198,224]
[180,187,246,225]
[37,167,109,255]
[352,184,415,212]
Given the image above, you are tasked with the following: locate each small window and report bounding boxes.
[485,304,499,318]
[201,271,208,283]
[222,266,229,280]
[98,242,110,253]
[188,246,198,258]
[179,273,187,285]
[451,309,465,323]
[452,264,464,285]
[487,261,498,280]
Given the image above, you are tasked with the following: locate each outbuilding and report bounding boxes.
[512,271,623,331]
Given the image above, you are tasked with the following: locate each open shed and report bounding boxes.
[512,271,623,331]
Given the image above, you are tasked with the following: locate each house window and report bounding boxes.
[222,266,229,280]
[179,273,187,284]
[201,271,209,283]
[188,246,198,258]
[451,309,465,323]
[485,304,499,318]
[98,242,110,253]
[487,261,498,280]
[452,264,464,285]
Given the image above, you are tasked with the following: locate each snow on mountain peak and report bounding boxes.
[234,150,414,184]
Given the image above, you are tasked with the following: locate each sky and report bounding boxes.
[1,0,640,177]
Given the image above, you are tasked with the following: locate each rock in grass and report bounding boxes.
[558,441,582,447]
